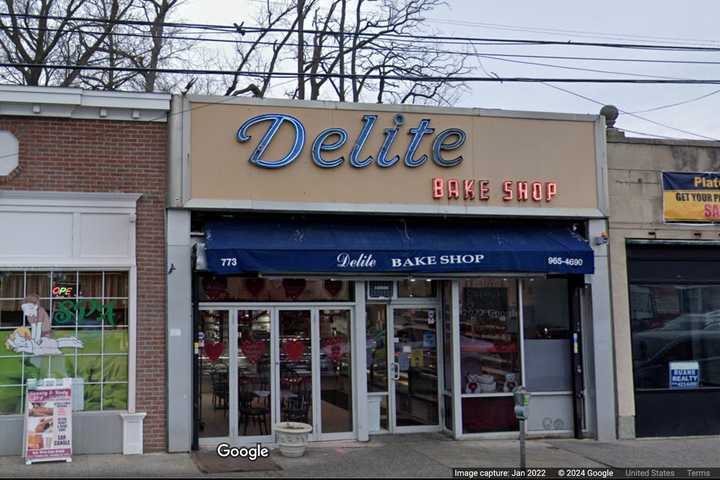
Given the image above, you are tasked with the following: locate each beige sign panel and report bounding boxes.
[186,98,603,216]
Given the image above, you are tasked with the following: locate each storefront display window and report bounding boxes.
[630,284,720,390]
[0,271,130,414]
[199,276,354,302]
[522,278,572,392]
[459,278,520,434]
[459,279,520,394]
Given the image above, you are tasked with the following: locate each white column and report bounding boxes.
[354,282,369,441]
[588,218,617,441]
[166,209,193,452]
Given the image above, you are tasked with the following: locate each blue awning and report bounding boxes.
[205,219,594,275]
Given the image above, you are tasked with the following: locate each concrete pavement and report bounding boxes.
[1,433,719,477]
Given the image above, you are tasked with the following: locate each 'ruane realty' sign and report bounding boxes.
[669,361,700,389]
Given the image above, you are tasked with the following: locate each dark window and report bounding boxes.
[630,284,720,389]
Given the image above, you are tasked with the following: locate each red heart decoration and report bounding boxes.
[240,339,267,364]
[323,336,346,362]
[282,279,306,299]
[468,382,478,393]
[245,278,265,297]
[202,276,228,301]
[324,280,342,297]
[283,339,305,361]
[205,341,224,363]
[331,345,342,361]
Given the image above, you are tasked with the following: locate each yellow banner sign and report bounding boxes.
[662,172,720,223]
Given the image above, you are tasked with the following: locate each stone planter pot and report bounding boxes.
[274,422,312,458]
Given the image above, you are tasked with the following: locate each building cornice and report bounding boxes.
[608,134,720,148]
[0,85,170,122]
[184,94,601,123]
[0,189,142,209]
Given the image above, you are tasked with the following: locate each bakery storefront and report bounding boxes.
[165,97,616,451]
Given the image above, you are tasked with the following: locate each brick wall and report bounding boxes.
[0,116,167,452]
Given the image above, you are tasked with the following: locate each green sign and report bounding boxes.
[53,300,117,326]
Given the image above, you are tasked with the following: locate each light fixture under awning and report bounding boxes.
[204,218,594,275]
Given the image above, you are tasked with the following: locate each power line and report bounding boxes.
[430,18,720,48]
[475,54,687,80]
[6,61,720,84]
[7,12,720,52]
[16,21,720,69]
[620,128,681,140]
[457,53,720,67]
[540,82,720,141]
[244,1,720,49]
[628,88,720,114]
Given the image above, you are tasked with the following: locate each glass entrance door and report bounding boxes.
[196,306,355,447]
[275,308,355,440]
[197,308,275,446]
[277,309,314,430]
[390,307,440,431]
[236,309,273,440]
[319,309,353,436]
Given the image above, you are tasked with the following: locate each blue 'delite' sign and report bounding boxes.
[236,113,466,169]
[669,361,700,389]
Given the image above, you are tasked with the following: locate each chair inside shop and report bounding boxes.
[238,374,271,435]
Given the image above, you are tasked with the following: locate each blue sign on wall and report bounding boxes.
[236,113,467,169]
[669,361,700,389]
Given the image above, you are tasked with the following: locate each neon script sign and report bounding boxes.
[52,286,74,297]
[236,113,466,169]
[53,299,118,326]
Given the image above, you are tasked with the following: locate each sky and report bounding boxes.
[179,0,720,141]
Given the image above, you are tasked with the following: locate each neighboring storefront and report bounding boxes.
[0,86,169,454]
[607,125,720,438]
[165,96,616,452]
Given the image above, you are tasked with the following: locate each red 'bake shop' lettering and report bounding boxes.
[433,178,557,203]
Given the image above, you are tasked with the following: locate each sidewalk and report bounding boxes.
[2,433,719,478]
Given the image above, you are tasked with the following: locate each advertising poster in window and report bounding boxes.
[669,361,700,390]
[24,380,72,463]
[662,171,720,223]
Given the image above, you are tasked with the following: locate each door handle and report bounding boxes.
[391,362,400,381]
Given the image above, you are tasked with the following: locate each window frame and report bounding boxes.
[629,282,720,392]
[0,269,134,415]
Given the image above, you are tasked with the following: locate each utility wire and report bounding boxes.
[5,62,720,84]
[430,18,720,48]
[475,54,687,80]
[628,88,720,114]
[620,128,682,140]
[16,22,720,69]
[541,82,720,141]
[7,12,720,52]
